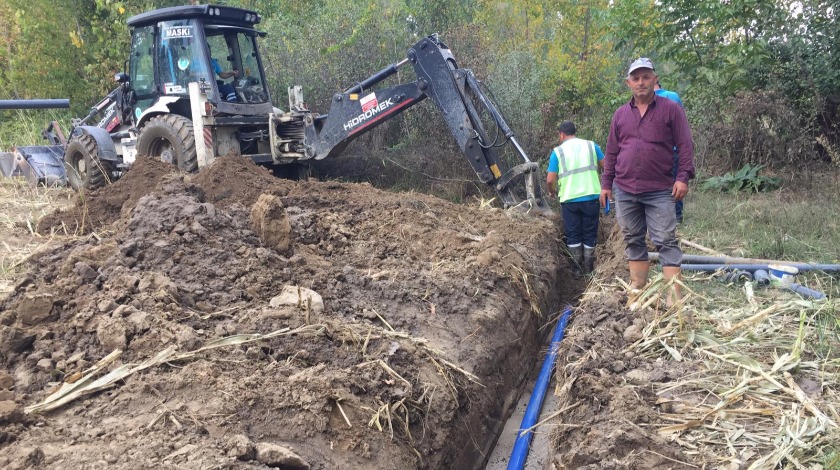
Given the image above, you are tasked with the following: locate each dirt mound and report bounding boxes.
[549,293,696,468]
[542,225,700,469]
[1,156,575,469]
[36,156,173,235]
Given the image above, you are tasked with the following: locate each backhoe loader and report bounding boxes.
[10,4,550,214]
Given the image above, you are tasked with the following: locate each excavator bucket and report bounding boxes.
[523,165,553,216]
[0,152,17,177]
[496,161,552,216]
[7,146,67,187]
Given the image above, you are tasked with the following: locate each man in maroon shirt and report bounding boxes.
[599,58,695,303]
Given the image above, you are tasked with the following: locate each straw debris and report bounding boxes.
[627,272,840,468]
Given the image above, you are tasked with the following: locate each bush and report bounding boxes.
[700,163,781,193]
[694,89,819,172]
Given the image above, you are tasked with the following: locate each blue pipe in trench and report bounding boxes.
[506,306,573,470]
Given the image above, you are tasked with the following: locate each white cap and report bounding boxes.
[627,57,655,75]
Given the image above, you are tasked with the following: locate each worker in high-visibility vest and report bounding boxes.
[546,121,604,275]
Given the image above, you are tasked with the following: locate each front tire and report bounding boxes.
[64,134,115,191]
[137,114,197,172]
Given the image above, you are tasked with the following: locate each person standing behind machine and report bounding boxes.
[654,79,685,223]
[546,120,605,275]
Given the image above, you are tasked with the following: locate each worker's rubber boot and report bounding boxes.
[628,260,650,290]
[663,266,683,307]
[583,246,596,275]
[567,245,583,275]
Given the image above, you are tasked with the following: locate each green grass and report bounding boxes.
[0,109,73,151]
[676,173,840,304]
[826,451,840,470]
[680,181,840,263]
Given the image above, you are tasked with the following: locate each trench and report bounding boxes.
[479,295,581,469]
[1,155,611,469]
[424,259,585,470]
[477,219,614,469]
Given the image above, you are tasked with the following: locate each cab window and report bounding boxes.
[157,20,213,96]
[129,26,155,97]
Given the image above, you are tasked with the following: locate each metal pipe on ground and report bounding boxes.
[507,306,573,470]
[649,253,840,272]
[680,263,840,273]
[0,99,70,110]
[687,266,826,299]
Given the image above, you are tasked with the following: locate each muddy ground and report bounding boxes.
[0,156,700,469]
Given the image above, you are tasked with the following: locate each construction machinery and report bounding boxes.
[0,100,70,187]
[6,4,549,213]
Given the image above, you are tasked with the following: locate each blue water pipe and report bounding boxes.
[787,283,827,300]
[680,263,839,273]
[507,306,573,470]
[685,266,827,299]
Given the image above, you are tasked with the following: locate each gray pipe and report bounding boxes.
[786,283,826,300]
[680,263,840,273]
[753,269,771,286]
[650,253,840,271]
[0,99,70,110]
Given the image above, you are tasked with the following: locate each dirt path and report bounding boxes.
[1,156,592,469]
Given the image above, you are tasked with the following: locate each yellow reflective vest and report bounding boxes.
[554,139,600,203]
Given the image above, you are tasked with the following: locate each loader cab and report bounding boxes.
[127,5,270,119]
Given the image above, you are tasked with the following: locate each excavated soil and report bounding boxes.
[0,155,698,469]
[1,156,577,469]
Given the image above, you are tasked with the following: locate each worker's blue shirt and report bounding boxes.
[547,140,604,203]
[655,89,683,107]
[656,89,684,155]
[211,58,222,75]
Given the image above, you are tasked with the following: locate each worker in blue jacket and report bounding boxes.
[655,80,685,223]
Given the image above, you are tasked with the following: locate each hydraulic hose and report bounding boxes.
[507,306,573,470]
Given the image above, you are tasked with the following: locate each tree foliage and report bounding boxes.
[1,0,837,174]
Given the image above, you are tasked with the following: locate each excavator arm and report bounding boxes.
[295,35,551,214]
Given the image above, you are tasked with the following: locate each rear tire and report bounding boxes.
[64,134,115,191]
[137,114,197,172]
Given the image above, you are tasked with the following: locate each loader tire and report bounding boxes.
[137,114,197,172]
[64,134,115,191]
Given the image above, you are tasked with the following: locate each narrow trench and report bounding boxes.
[480,220,612,469]
[481,295,581,469]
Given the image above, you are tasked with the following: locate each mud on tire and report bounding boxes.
[64,134,116,191]
[137,114,197,172]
